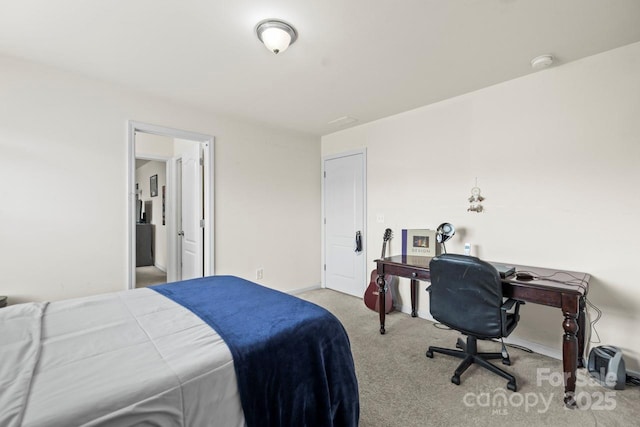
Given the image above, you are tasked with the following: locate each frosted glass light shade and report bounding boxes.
[256,20,298,54]
[261,27,292,54]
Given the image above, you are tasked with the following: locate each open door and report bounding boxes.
[179,143,204,280]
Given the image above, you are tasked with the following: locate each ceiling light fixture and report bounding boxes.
[256,19,298,54]
[530,54,554,70]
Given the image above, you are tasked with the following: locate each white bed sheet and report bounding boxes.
[0,288,246,427]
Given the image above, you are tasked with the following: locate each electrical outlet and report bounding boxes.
[376,213,385,223]
[256,268,263,280]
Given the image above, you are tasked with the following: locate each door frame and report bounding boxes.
[127,120,215,290]
[321,148,367,291]
[171,156,182,282]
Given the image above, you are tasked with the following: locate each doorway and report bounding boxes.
[134,157,169,287]
[127,121,215,290]
[323,149,367,297]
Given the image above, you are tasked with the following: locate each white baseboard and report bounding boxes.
[502,336,562,361]
[397,303,563,361]
[154,263,166,273]
[627,368,640,378]
[288,283,322,295]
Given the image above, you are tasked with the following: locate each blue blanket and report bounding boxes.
[152,276,359,427]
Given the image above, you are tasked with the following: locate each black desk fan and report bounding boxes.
[436,223,455,254]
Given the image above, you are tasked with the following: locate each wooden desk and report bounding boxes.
[375,255,590,407]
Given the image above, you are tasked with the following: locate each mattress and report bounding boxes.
[1,288,244,426]
[1,276,359,426]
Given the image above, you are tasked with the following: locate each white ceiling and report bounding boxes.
[1,0,639,136]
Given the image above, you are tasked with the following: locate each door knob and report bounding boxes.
[355,231,362,252]
[178,231,185,236]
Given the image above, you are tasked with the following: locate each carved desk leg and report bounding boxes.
[562,295,579,408]
[577,296,586,369]
[377,275,386,334]
[410,279,418,317]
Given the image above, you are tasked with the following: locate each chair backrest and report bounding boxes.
[428,254,504,338]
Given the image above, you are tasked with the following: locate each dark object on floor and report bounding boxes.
[588,345,626,390]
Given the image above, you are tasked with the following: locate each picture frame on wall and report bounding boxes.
[150,174,158,197]
[162,185,166,225]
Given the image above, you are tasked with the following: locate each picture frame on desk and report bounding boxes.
[402,229,437,257]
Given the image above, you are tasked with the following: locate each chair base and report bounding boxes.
[426,336,517,391]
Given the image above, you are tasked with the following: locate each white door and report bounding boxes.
[324,152,366,297]
[180,143,204,280]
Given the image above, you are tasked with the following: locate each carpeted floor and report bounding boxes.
[297,288,639,427]
[135,266,167,288]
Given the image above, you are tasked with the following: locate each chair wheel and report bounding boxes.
[426,350,434,358]
[451,375,460,385]
[507,381,517,392]
[502,358,511,366]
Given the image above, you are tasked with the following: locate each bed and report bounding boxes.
[1,275,359,426]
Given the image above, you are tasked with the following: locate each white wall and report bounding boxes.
[322,42,640,370]
[137,132,174,158]
[0,54,320,303]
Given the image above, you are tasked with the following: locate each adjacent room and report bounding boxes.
[1,1,639,426]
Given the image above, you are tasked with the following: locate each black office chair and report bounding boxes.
[426,254,523,391]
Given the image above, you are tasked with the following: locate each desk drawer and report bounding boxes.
[381,264,430,281]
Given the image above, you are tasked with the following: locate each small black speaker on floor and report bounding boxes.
[588,345,626,390]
